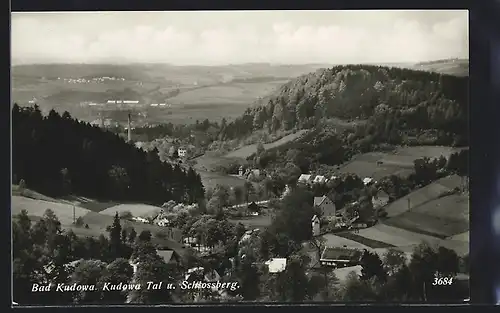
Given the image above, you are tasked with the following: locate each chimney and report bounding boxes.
[127,112,132,142]
[99,112,104,128]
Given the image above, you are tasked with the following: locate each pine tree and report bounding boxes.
[109,212,122,258]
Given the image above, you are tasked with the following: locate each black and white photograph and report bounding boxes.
[11,10,469,305]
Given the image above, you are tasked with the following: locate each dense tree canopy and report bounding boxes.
[12,104,205,204]
[219,65,468,148]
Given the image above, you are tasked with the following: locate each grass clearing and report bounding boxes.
[322,233,371,250]
[167,81,287,105]
[384,175,463,218]
[12,196,92,225]
[197,170,248,190]
[99,203,163,217]
[335,231,396,248]
[383,194,469,238]
[224,129,309,159]
[229,215,272,229]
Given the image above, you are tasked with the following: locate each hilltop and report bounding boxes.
[218,63,468,152]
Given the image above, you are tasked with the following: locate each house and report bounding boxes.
[245,169,261,180]
[185,267,221,283]
[313,175,327,184]
[313,195,336,220]
[363,177,375,186]
[238,165,244,176]
[157,249,181,266]
[319,247,364,268]
[372,189,390,209]
[265,258,287,273]
[132,216,149,223]
[298,174,313,184]
[183,237,199,247]
[177,147,187,158]
[312,215,320,236]
[129,249,180,274]
[247,202,261,215]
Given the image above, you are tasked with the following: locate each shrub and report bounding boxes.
[75,216,84,227]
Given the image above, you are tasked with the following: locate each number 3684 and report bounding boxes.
[432,277,454,286]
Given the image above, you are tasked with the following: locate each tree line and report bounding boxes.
[12,104,205,204]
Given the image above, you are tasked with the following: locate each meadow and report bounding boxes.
[334,146,466,180]
[224,129,309,159]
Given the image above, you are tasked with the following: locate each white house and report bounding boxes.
[177,147,187,158]
[313,175,327,184]
[155,217,169,227]
[265,258,287,273]
[312,215,320,237]
[132,216,149,223]
[298,174,313,184]
[363,177,375,185]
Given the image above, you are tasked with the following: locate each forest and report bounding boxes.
[11,104,205,205]
[218,65,468,148]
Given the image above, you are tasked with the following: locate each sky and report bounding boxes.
[11,10,469,65]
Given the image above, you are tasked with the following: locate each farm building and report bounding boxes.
[314,195,337,220]
[298,174,313,184]
[265,258,287,273]
[319,247,364,268]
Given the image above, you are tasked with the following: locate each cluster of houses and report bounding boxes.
[310,186,390,236]
[238,166,261,180]
[298,174,376,186]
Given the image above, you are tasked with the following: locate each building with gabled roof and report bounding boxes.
[313,195,336,220]
[298,174,313,184]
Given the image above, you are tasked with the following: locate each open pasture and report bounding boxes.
[383,194,469,238]
[98,203,163,217]
[12,196,92,226]
[353,223,469,256]
[167,81,288,106]
[224,129,308,159]
[384,175,463,218]
[197,170,248,190]
[335,160,414,180]
[229,214,273,229]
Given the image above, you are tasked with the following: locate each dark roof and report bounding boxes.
[151,237,188,259]
[320,247,363,262]
[157,250,177,263]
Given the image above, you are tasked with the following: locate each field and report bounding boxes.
[12,63,331,124]
[11,192,188,256]
[384,174,463,217]
[383,194,469,238]
[197,170,249,191]
[99,203,163,217]
[224,129,309,159]
[229,215,273,229]
[167,81,288,106]
[12,196,92,225]
[353,223,469,256]
[335,146,466,180]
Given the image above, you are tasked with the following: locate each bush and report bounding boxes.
[119,210,133,220]
[75,216,84,227]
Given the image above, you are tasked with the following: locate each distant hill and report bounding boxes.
[411,59,469,77]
